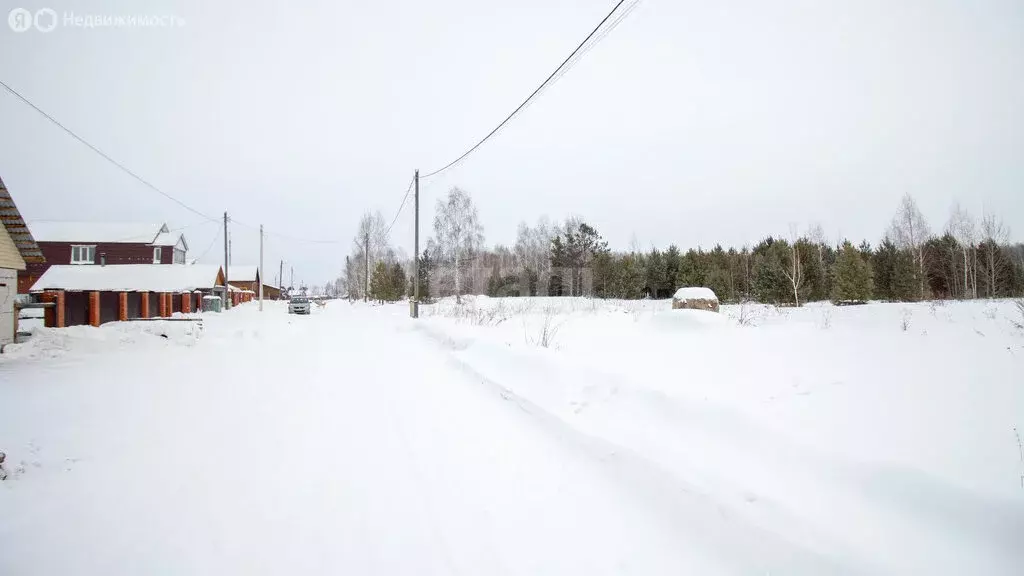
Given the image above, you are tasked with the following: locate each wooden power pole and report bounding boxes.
[412,169,420,318]
[258,224,264,312]
[223,211,230,309]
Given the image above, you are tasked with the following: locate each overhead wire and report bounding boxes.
[192,226,222,262]
[420,0,632,180]
[0,79,347,249]
[0,79,218,222]
[384,174,417,236]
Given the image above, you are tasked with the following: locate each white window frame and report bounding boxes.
[153,246,162,263]
[70,245,95,265]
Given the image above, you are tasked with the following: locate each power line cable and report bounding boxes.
[0,79,218,222]
[385,175,416,236]
[193,226,222,263]
[420,0,631,179]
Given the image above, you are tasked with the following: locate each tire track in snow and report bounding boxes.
[407,320,875,575]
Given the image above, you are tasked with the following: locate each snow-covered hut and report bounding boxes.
[671,287,719,313]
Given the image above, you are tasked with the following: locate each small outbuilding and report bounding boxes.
[672,287,719,312]
[0,177,45,346]
[30,264,225,327]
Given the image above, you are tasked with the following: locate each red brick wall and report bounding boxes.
[19,241,173,293]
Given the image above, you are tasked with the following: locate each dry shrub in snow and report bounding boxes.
[0,450,7,481]
[818,309,833,330]
[524,306,563,348]
[733,300,761,327]
[1012,300,1024,331]
[1015,427,1024,489]
[900,309,913,332]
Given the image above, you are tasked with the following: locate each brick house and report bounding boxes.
[0,177,45,346]
[228,265,282,300]
[18,222,188,293]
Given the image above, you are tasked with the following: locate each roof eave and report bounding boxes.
[0,176,45,263]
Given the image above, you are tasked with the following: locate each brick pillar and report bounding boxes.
[88,291,101,327]
[140,292,150,319]
[118,292,128,321]
[55,291,65,327]
[42,290,60,328]
[159,292,169,318]
[182,293,191,313]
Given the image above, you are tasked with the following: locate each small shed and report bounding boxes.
[672,287,719,313]
[0,176,45,346]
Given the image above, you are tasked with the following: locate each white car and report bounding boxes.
[288,296,311,315]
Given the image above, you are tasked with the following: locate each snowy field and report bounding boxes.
[1,297,1022,575]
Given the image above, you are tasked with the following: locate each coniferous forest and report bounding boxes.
[345,191,1024,305]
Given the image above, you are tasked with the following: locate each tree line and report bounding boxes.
[340,190,1024,305]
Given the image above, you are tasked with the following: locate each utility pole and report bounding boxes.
[364,232,370,303]
[279,260,283,295]
[223,211,230,309]
[290,266,294,290]
[259,224,264,312]
[412,169,420,318]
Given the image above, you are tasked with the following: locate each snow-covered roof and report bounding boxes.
[227,265,259,282]
[28,221,166,244]
[0,176,44,263]
[30,264,224,293]
[673,287,718,301]
[150,231,187,250]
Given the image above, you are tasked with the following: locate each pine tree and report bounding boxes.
[871,239,898,300]
[409,249,433,302]
[751,238,791,303]
[891,248,920,301]
[369,261,389,303]
[389,262,407,301]
[832,242,874,303]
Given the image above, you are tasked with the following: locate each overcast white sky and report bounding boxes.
[2,0,1022,285]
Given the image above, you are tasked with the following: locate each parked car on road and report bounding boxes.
[288,296,311,315]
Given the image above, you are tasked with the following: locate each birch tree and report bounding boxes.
[888,194,931,300]
[350,211,391,298]
[947,203,977,299]
[980,213,1010,297]
[514,216,555,294]
[433,187,484,303]
[781,225,804,306]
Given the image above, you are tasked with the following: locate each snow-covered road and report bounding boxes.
[2,299,1022,575]
[0,303,764,574]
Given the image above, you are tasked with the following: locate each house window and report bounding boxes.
[70,245,95,264]
[153,247,162,263]
[173,248,186,264]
